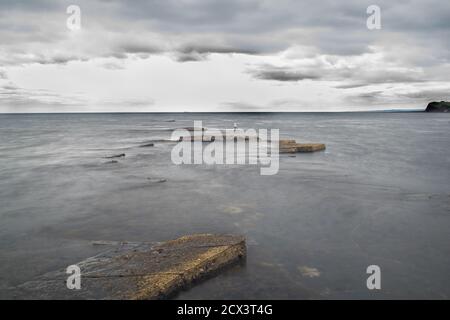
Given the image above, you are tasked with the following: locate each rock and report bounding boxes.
[143,139,174,143]
[295,143,326,152]
[104,153,125,159]
[179,135,216,142]
[279,140,297,145]
[139,143,154,148]
[181,127,207,132]
[91,240,130,246]
[298,266,321,278]
[425,101,450,112]
[180,132,260,142]
[279,140,326,153]
[10,234,246,300]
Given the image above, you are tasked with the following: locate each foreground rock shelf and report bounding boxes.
[12,234,246,300]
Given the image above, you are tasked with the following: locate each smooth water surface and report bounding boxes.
[0,112,449,299]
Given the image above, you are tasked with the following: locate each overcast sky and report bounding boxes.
[0,0,449,112]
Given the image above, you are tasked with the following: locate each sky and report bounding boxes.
[0,0,449,112]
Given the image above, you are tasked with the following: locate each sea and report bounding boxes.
[0,112,449,299]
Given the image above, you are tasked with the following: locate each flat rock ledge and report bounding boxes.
[280,140,326,153]
[11,234,246,300]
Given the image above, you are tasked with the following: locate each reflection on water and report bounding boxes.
[0,113,449,299]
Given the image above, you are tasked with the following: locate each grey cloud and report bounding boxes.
[220,101,262,111]
[0,0,59,10]
[178,44,258,55]
[0,82,87,111]
[248,65,319,82]
[248,61,428,87]
[174,44,259,62]
[95,98,155,107]
[101,61,125,70]
[174,52,207,62]
[1,0,449,65]
[0,0,449,112]
[36,54,88,65]
[0,70,8,80]
[116,42,161,55]
[221,100,319,112]
[345,87,450,108]
[397,89,450,102]
[344,90,404,107]
[334,74,427,89]
[1,84,18,91]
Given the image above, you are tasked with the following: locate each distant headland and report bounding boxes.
[425,101,450,112]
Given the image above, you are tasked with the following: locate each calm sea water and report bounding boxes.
[0,112,449,299]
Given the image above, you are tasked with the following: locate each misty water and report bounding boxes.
[0,112,449,299]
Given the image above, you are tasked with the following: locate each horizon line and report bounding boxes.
[0,109,426,115]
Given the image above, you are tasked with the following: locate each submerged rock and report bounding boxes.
[298,266,321,278]
[91,240,132,246]
[11,234,246,300]
[104,153,126,159]
[179,132,260,142]
[425,101,450,112]
[139,143,154,148]
[179,135,215,142]
[147,178,167,183]
[182,126,207,132]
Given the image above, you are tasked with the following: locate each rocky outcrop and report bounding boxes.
[425,101,450,112]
